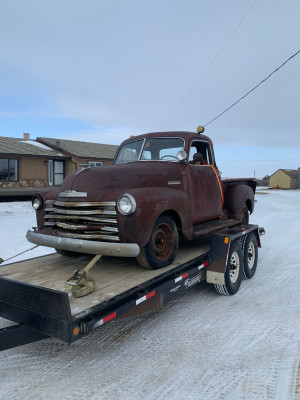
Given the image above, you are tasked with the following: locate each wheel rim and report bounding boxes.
[229,251,240,283]
[247,242,255,270]
[151,223,174,261]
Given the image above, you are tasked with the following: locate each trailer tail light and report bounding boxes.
[73,326,80,336]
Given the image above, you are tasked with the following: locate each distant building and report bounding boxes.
[0,133,118,190]
[269,169,299,189]
[255,175,270,187]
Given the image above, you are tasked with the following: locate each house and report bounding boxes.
[36,137,118,185]
[269,169,299,189]
[255,175,270,187]
[0,134,118,195]
[0,134,68,189]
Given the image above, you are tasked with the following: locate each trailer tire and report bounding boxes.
[214,240,243,295]
[242,232,258,279]
[136,215,179,269]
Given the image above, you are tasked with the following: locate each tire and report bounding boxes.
[241,205,249,224]
[136,215,179,270]
[242,232,258,279]
[214,240,243,295]
[55,249,79,257]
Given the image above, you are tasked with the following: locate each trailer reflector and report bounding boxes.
[95,312,117,328]
[73,326,80,336]
[136,290,156,305]
[198,261,209,270]
[175,273,189,283]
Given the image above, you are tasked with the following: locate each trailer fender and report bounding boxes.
[206,235,229,285]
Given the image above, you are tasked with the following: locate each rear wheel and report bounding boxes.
[214,240,243,295]
[242,232,258,279]
[136,215,179,270]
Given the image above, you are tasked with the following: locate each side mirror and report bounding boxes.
[177,150,187,162]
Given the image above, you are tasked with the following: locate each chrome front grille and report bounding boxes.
[44,200,119,241]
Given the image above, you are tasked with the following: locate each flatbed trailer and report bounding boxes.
[0,224,264,351]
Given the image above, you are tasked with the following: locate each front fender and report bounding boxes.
[104,187,192,248]
[35,189,60,229]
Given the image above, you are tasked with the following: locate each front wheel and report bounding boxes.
[242,232,258,279]
[136,215,179,270]
[214,240,243,295]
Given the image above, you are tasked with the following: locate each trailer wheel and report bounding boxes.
[214,240,243,295]
[242,232,258,279]
[136,215,179,269]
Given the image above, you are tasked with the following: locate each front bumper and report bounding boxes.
[26,230,140,258]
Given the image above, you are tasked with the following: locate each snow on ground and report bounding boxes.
[0,201,54,264]
[1,190,300,400]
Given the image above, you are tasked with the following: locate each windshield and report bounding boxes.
[114,137,184,164]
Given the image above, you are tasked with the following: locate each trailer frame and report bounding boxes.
[0,224,264,351]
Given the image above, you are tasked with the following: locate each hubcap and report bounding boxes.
[152,223,174,261]
[229,251,240,283]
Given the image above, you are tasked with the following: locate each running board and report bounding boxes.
[193,219,240,237]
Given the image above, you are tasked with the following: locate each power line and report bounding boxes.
[204,49,300,127]
[218,158,300,162]
[162,0,259,128]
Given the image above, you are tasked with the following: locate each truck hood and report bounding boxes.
[59,162,184,201]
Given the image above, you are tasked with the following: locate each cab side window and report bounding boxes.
[189,141,212,165]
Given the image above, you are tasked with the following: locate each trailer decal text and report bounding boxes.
[184,274,202,289]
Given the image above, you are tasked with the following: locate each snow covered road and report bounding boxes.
[0,190,300,400]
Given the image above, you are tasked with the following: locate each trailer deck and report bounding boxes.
[0,240,210,317]
[0,224,264,351]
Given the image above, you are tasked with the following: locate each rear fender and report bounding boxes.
[223,184,255,222]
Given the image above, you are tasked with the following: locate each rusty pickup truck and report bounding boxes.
[27,128,256,269]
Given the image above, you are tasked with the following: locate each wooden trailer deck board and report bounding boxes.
[0,240,210,317]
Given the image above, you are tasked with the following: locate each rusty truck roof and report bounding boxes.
[120,131,213,146]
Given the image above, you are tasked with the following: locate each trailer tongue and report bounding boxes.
[0,224,264,351]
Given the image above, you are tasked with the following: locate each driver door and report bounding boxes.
[188,141,223,224]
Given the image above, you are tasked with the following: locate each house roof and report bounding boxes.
[0,136,66,158]
[37,137,118,159]
[270,169,298,179]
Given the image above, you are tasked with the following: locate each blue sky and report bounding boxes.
[0,0,300,178]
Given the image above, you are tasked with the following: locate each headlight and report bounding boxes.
[117,194,136,215]
[32,194,43,210]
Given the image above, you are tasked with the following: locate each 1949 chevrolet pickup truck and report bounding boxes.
[27,127,256,269]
